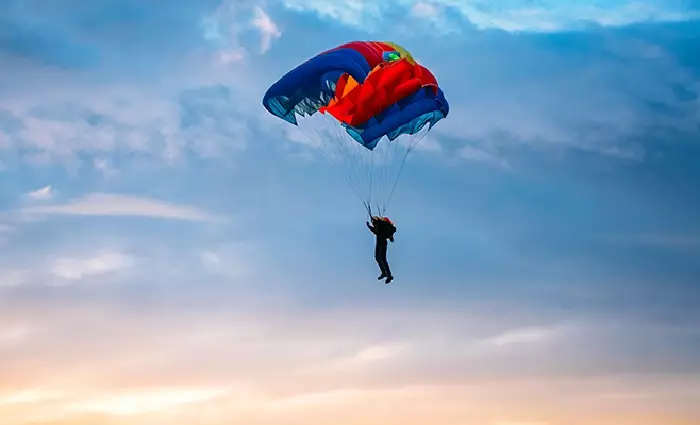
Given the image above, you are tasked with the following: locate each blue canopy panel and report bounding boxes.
[344,87,450,150]
[262,48,371,125]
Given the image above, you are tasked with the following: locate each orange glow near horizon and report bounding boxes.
[1,384,698,425]
[1,274,697,425]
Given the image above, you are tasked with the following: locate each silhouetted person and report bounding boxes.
[366,215,396,283]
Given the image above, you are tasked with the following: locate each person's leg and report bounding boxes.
[376,243,388,278]
[383,257,392,276]
[382,255,393,283]
[375,242,392,283]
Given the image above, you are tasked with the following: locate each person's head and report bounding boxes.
[371,215,381,224]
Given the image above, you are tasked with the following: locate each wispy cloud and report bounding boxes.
[0,82,257,168]
[0,297,697,424]
[196,242,261,278]
[410,2,440,18]
[17,193,220,222]
[430,32,698,164]
[252,6,281,53]
[481,326,563,347]
[280,0,700,32]
[25,185,53,201]
[65,387,228,416]
[49,251,135,281]
[0,388,63,404]
[201,1,282,63]
[0,2,271,171]
[460,145,510,168]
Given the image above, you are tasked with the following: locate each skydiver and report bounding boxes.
[366,215,396,284]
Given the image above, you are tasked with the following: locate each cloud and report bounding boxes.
[460,145,510,168]
[176,84,254,159]
[196,242,261,278]
[252,6,281,53]
[411,2,440,18]
[0,388,63,404]
[0,294,686,398]
[201,1,282,63]
[17,193,220,222]
[481,326,563,346]
[0,81,259,168]
[281,0,384,28]
[280,0,700,32]
[0,2,275,170]
[1,378,696,425]
[0,269,26,288]
[49,251,135,281]
[2,0,695,173]
[426,25,699,164]
[256,6,698,169]
[439,0,700,32]
[25,185,53,201]
[323,343,409,372]
[2,93,170,166]
[66,387,227,416]
[412,136,442,152]
[0,0,280,72]
[0,296,698,424]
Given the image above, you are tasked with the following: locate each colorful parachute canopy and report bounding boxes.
[262,41,449,150]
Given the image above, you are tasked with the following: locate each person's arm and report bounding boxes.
[366,221,376,234]
[389,235,394,242]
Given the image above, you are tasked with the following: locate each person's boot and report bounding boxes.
[385,275,393,284]
[378,273,387,279]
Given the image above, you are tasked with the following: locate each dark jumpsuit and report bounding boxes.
[366,218,395,281]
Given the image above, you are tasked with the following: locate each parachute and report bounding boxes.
[262,40,449,216]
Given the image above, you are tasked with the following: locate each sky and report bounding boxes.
[1,1,699,424]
